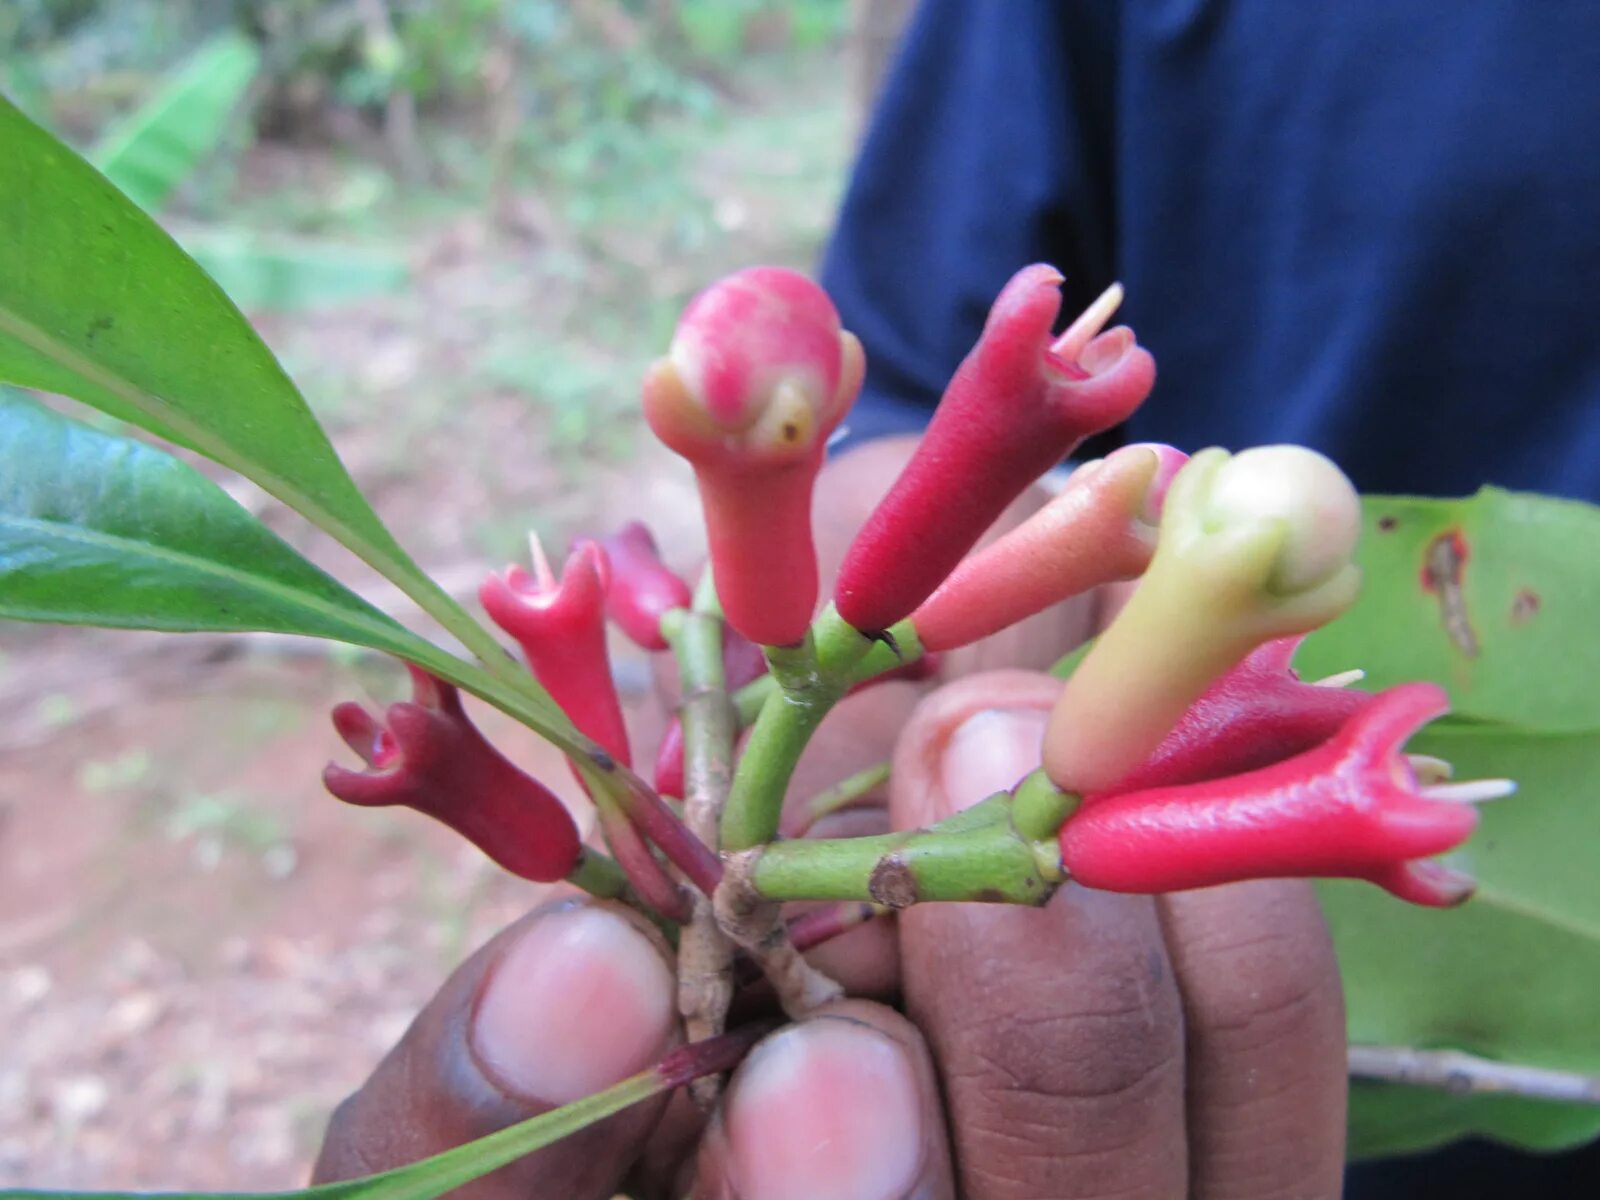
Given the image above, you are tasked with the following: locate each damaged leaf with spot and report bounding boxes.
[1299,488,1600,730]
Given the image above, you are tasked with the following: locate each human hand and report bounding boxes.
[313,667,1349,1199]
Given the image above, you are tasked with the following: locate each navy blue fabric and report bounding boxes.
[822,0,1600,502]
[820,1,1600,1192]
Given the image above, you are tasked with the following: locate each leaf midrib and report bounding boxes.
[0,512,413,649]
[0,301,367,562]
[1469,878,1600,946]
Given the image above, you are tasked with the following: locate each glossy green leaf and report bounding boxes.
[1327,720,1600,1157]
[0,395,450,674]
[91,33,261,212]
[0,92,397,557]
[1298,488,1600,730]
[0,1062,663,1200]
[0,95,561,729]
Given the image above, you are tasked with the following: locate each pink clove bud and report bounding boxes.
[835,269,1157,634]
[643,267,864,646]
[323,667,582,883]
[480,540,631,767]
[585,521,692,652]
[910,444,1186,652]
[1058,683,1507,906]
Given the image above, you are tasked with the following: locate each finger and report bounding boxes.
[313,899,679,1200]
[693,999,955,1199]
[1158,882,1347,1199]
[892,673,1189,1200]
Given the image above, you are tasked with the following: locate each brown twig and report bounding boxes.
[716,850,843,1018]
[1348,1045,1600,1104]
[672,594,740,1106]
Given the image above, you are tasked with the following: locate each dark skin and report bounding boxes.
[314,438,1349,1199]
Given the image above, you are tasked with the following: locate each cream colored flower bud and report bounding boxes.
[1204,446,1361,594]
[1043,445,1363,795]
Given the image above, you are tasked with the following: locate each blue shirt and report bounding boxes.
[822,3,1600,1190]
[822,0,1600,501]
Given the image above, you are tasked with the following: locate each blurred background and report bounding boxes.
[0,0,914,1186]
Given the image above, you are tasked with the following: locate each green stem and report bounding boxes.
[678,579,737,849]
[730,619,923,726]
[748,794,1061,907]
[565,845,628,899]
[795,760,892,834]
[672,576,739,1048]
[720,605,879,851]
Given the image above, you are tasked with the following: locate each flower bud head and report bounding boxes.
[1204,446,1361,594]
[835,268,1157,633]
[642,267,864,646]
[1043,446,1362,794]
[647,266,860,466]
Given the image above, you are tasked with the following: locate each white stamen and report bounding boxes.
[1423,779,1517,805]
[1312,668,1366,688]
[1051,282,1125,361]
[1406,754,1454,784]
[528,530,556,591]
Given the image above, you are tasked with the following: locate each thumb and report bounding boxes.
[313,898,680,1200]
[889,669,1062,829]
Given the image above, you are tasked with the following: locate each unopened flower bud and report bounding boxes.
[643,267,863,646]
[586,521,692,652]
[1097,636,1372,795]
[1058,684,1506,906]
[1204,446,1361,594]
[835,268,1157,634]
[324,668,582,883]
[1044,446,1363,793]
[910,444,1186,652]
[480,540,631,767]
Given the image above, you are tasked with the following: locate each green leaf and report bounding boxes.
[183,230,409,313]
[1298,488,1600,730]
[0,394,446,672]
[0,94,557,726]
[91,33,261,213]
[0,91,394,554]
[1348,1083,1600,1161]
[0,1061,663,1200]
[1326,720,1600,1157]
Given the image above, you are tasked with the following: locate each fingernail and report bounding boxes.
[471,905,675,1106]
[939,707,1049,816]
[725,1019,923,1200]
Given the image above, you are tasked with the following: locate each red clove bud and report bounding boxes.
[910,443,1186,652]
[324,668,582,883]
[835,268,1157,633]
[1058,683,1511,906]
[585,521,692,652]
[654,717,686,799]
[643,267,863,646]
[480,540,631,767]
[1095,636,1372,796]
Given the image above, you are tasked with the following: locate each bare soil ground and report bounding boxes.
[0,54,848,1190]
